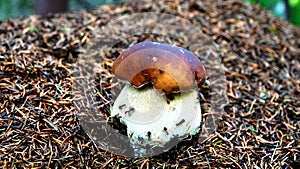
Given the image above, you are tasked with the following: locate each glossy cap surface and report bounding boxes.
[112,41,207,94]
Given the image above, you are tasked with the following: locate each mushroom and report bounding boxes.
[110,41,207,156]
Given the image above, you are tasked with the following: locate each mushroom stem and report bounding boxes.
[111,84,202,156]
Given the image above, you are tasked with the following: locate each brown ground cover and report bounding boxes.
[0,0,299,168]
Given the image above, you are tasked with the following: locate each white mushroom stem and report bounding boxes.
[110,84,202,157]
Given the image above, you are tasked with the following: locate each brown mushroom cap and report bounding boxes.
[112,41,207,94]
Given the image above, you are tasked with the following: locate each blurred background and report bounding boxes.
[0,0,299,27]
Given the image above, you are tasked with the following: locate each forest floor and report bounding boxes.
[0,0,299,168]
